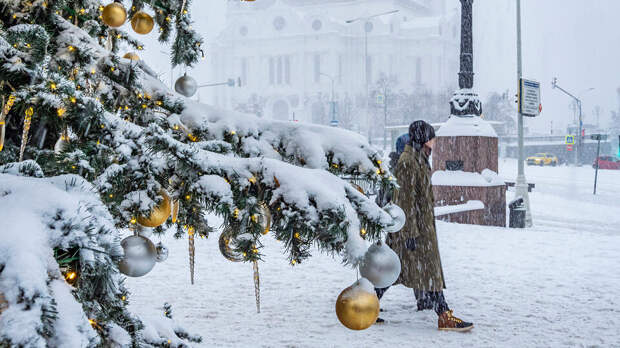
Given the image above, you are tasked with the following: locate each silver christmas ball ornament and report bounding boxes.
[118,235,157,277]
[383,203,406,233]
[155,242,169,263]
[174,74,198,98]
[359,241,401,288]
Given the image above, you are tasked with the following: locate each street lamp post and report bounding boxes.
[320,72,340,126]
[552,78,594,166]
[346,10,399,144]
[515,0,533,227]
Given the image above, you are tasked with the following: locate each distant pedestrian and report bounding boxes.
[377,120,474,332]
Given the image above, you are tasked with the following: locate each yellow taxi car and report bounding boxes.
[527,153,559,166]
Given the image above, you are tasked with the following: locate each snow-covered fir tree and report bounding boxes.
[0,0,400,346]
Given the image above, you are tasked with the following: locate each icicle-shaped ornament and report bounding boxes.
[19,107,33,161]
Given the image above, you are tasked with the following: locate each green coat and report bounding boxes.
[386,145,446,291]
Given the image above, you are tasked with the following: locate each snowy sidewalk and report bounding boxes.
[127,160,620,347]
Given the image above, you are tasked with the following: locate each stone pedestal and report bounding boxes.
[431,116,506,227]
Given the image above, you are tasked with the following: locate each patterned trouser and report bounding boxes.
[375,287,450,315]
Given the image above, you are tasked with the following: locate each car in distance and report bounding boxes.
[593,155,620,170]
[527,153,559,166]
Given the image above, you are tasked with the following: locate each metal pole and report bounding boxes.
[384,94,388,149]
[515,0,533,227]
[578,100,583,166]
[365,24,370,144]
[593,137,600,194]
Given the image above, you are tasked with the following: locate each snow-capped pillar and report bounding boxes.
[450,0,482,118]
[458,0,474,90]
[432,0,506,227]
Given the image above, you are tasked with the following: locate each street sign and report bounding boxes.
[565,135,575,145]
[376,94,385,104]
[567,144,573,151]
[518,78,541,117]
[590,134,607,141]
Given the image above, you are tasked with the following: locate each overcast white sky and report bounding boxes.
[137,0,620,135]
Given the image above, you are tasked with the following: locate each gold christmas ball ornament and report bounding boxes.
[257,202,271,235]
[136,190,172,227]
[102,2,127,28]
[122,52,140,61]
[218,226,245,262]
[131,11,154,35]
[335,278,380,330]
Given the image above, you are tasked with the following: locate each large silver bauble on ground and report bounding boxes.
[359,241,401,288]
[383,203,406,233]
[118,235,157,277]
[155,242,169,263]
[174,74,197,98]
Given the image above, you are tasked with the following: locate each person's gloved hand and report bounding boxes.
[405,237,417,251]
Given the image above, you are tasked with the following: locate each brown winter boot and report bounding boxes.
[438,310,474,332]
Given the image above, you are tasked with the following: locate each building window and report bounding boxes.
[273,16,286,31]
[277,56,283,84]
[366,55,372,84]
[314,54,321,83]
[312,19,322,31]
[240,26,248,37]
[284,56,291,85]
[241,57,248,86]
[415,57,422,85]
[338,55,343,83]
[269,57,275,85]
[364,21,373,33]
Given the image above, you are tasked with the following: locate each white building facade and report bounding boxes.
[209,0,459,124]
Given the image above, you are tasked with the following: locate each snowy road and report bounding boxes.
[127,159,620,347]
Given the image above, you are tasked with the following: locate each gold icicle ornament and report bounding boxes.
[131,11,154,35]
[171,199,179,223]
[102,2,127,28]
[253,260,260,313]
[188,226,195,284]
[19,107,33,161]
[0,291,7,315]
[136,190,172,227]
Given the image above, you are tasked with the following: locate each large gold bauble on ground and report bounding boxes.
[102,2,127,28]
[335,278,380,330]
[131,11,154,35]
[122,52,140,61]
[137,191,171,227]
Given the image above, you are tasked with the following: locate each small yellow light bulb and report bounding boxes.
[121,296,126,301]
[57,108,66,117]
[130,218,137,225]
[360,228,367,236]
[141,104,147,109]
[70,96,76,103]
[291,259,297,265]
[185,194,191,200]
[50,82,57,90]
[108,194,114,198]
[294,232,300,239]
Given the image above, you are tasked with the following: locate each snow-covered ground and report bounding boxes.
[127,158,620,347]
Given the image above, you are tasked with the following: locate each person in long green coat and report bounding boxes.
[376,120,474,332]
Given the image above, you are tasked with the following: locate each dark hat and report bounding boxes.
[408,120,435,151]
